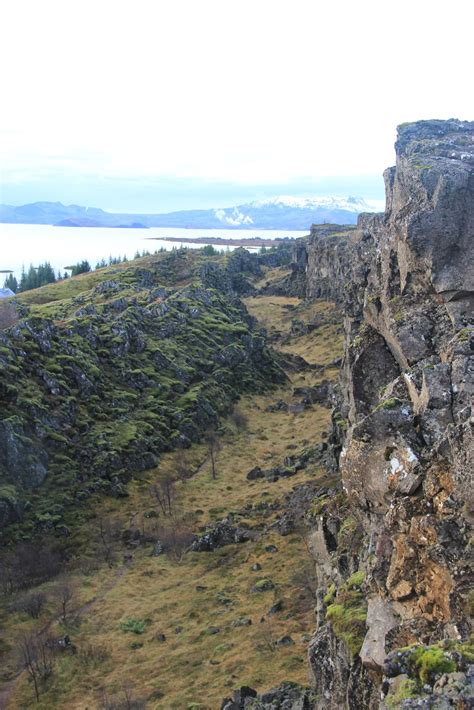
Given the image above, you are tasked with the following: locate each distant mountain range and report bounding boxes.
[0,196,383,230]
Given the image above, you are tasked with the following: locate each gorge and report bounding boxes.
[0,119,472,709]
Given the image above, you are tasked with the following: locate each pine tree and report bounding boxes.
[70,260,91,276]
[3,274,18,292]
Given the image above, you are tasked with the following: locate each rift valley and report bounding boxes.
[0,120,473,709]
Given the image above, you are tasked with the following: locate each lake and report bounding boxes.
[0,223,306,280]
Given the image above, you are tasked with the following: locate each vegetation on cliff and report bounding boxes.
[0,247,286,539]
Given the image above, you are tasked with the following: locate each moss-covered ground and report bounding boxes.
[0,249,284,540]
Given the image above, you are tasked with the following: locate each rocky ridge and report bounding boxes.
[297,119,473,708]
[0,248,286,538]
[232,119,474,709]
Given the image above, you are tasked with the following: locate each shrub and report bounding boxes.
[77,642,110,666]
[0,541,63,594]
[119,618,150,635]
[10,591,47,618]
[157,519,194,562]
[230,408,248,432]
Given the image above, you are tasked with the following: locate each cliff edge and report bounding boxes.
[303,119,473,708]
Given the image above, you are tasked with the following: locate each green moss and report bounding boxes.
[410,646,455,684]
[452,638,474,663]
[457,328,471,343]
[345,571,365,590]
[323,584,336,605]
[254,578,275,592]
[385,678,417,709]
[0,484,18,505]
[325,586,367,657]
[45,429,69,445]
[374,397,403,412]
[411,162,433,170]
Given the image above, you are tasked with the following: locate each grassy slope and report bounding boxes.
[1,270,343,709]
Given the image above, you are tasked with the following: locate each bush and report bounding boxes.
[230,408,248,432]
[10,591,47,618]
[0,541,63,594]
[157,519,194,562]
[119,618,150,635]
[77,642,110,666]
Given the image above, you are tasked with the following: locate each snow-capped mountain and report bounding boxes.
[212,195,383,228]
[248,195,378,212]
[0,195,384,230]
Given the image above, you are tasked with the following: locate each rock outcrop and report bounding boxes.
[299,120,474,708]
[0,249,285,538]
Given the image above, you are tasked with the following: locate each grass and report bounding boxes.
[1,290,344,709]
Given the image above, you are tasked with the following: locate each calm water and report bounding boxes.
[0,223,305,280]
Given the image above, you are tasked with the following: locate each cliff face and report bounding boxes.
[304,120,474,708]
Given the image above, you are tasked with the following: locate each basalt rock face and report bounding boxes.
[304,120,474,708]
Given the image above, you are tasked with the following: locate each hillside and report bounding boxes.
[0,248,285,538]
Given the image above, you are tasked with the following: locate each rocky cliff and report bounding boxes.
[295,120,474,708]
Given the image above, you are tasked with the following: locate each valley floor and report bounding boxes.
[0,282,343,709]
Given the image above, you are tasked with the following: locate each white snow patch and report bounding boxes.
[247,195,384,213]
[390,457,402,474]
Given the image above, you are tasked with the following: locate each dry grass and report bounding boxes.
[3,293,343,709]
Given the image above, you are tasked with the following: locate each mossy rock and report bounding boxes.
[253,578,275,592]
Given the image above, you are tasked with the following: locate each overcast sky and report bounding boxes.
[1,0,473,212]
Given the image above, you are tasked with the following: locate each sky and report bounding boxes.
[1,0,473,213]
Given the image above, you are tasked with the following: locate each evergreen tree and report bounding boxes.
[70,260,91,276]
[17,262,56,291]
[3,274,18,293]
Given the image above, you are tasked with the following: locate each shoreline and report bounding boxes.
[144,234,301,248]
